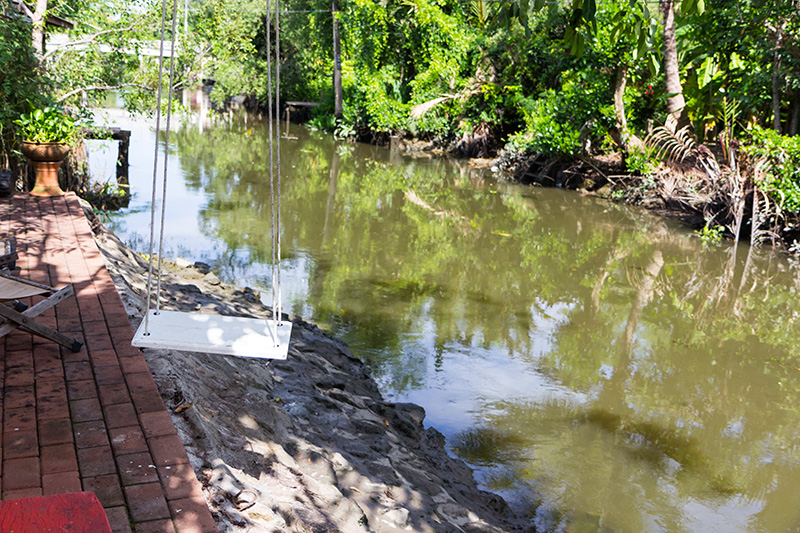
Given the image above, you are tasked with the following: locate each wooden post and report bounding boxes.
[116,130,130,186]
[332,0,343,120]
[389,135,401,163]
[82,127,132,206]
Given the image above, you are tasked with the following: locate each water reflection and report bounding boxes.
[106,115,800,532]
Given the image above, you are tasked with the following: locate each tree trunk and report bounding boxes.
[772,21,786,133]
[609,63,643,152]
[30,0,49,60]
[332,0,343,120]
[613,64,628,134]
[661,0,686,130]
[790,93,799,136]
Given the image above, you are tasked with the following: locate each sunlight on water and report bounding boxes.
[94,109,800,532]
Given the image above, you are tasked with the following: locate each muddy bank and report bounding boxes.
[492,149,800,251]
[82,201,530,532]
[495,152,709,229]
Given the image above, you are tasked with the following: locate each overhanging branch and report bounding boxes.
[43,24,137,61]
[57,83,154,103]
[14,0,34,19]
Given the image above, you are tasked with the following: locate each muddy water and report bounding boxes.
[94,113,800,532]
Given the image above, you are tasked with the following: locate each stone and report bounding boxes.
[86,206,531,533]
[193,261,211,274]
[202,272,220,285]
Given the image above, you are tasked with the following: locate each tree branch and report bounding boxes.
[42,24,137,61]
[12,0,35,19]
[56,83,154,103]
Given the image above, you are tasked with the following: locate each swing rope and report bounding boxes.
[266,0,275,326]
[275,0,283,326]
[141,0,287,346]
[155,0,181,315]
[143,0,179,334]
[266,0,283,328]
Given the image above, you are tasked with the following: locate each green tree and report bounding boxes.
[0,10,51,170]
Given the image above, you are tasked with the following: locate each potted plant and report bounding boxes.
[14,107,78,196]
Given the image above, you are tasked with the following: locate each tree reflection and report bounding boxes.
[170,118,800,531]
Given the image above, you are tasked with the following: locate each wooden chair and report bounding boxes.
[0,237,83,353]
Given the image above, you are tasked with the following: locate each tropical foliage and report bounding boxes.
[1,0,799,246]
[4,0,798,146]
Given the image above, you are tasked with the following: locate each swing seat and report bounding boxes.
[132,309,292,359]
[137,3,292,361]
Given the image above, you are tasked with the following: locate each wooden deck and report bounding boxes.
[0,193,217,532]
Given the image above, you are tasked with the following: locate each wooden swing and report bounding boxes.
[132,0,291,359]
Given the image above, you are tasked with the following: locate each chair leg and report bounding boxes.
[0,237,17,270]
[0,302,83,352]
[69,339,84,353]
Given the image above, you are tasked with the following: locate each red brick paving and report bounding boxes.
[1,193,216,532]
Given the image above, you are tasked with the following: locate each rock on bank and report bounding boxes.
[82,200,530,532]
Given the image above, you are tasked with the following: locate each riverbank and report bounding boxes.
[401,135,800,253]
[488,148,800,253]
[81,199,531,532]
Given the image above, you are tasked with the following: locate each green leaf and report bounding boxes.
[729,52,744,70]
[572,33,585,56]
[636,30,647,59]
[611,22,622,42]
[519,1,529,26]
[582,0,596,22]
[649,54,660,76]
[698,56,717,87]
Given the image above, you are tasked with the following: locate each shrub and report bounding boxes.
[506,66,615,158]
[507,91,581,157]
[625,145,659,176]
[745,126,800,213]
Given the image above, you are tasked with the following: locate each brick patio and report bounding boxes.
[1,193,217,532]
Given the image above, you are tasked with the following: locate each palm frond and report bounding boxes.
[645,125,697,164]
[470,0,490,27]
[410,94,457,119]
[410,85,482,119]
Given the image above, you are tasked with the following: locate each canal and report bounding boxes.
[89,111,800,532]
